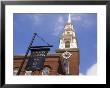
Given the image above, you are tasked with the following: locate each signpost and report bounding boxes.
[17,33,53,75]
[25,46,51,71]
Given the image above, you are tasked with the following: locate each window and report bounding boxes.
[42,67,50,75]
[13,67,19,75]
[13,69,18,75]
[25,71,32,75]
[67,32,70,34]
[63,60,69,74]
[65,41,70,48]
[64,62,68,73]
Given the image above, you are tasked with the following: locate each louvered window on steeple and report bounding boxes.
[65,41,70,48]
[67,32,70,34]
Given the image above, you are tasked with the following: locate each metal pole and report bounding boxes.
[17,33,37,75]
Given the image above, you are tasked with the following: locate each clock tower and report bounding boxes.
[56,14,79,75]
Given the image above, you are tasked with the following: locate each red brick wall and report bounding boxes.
[13,49,79,75]
[14,55,60,75]
[69,51,79,75]
[56,48,79,75]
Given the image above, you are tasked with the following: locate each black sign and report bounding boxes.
[25,56,45,71]
[25,47,51,71]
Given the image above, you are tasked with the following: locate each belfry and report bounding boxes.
[14,14,80,75]
[59,14,78,49]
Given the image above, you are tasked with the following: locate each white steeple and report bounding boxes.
[59,14,78,49]
[68,13,71,23]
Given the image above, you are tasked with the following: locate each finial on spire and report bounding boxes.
[68,13,71,23]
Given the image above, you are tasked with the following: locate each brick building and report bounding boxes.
[13,14,80,75]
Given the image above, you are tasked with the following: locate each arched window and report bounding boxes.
[65,41,70,48]
[42,66,51,75]
[25,71,32,75]
[13,67,19,75]
[64,62,68,74]
[42,67,50,75]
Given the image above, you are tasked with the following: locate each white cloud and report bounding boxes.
[32,14,40,25]
[79,63,97,76]
[53,16,65,36]
[71,14,82,21]
[52,13,96,36]
[58,16,64,23]
[71,13,96,29]
[81,19,94,28]
[79,73,85,75]
[26,14,41,26]
[52,14,81,36]
[86,63,97,75]
[15,14,41,28]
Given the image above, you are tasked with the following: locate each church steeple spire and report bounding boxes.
[59,13,78,49]
[68,13,71,23]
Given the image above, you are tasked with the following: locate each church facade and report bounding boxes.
[13,14,80,75]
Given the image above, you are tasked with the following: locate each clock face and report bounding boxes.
[62,51,72,59]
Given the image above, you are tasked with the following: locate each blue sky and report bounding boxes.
[14,13,97,75]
